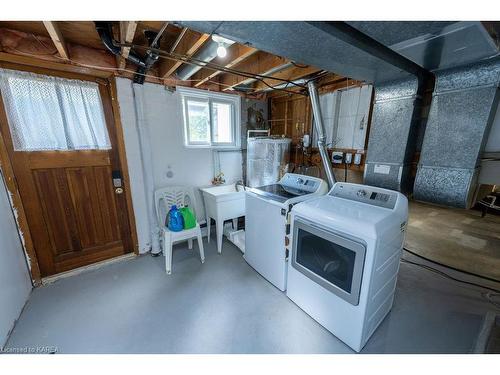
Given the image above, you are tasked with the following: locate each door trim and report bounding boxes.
[0,61,139,285]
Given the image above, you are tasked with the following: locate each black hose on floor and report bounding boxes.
[403,247,500,285]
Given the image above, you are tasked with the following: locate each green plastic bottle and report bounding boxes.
[179,206,196,230]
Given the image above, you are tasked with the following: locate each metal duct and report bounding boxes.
[347,21,499,72]
[413,58,500,208]
[178,21,497,84]
[364,78,425,192]
[175,38,234,81]
[308,81,336,188]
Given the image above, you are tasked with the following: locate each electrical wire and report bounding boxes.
[403,247,500,284]
[10,36,313,95]
[401,248,500,310]
[117,42,309,94]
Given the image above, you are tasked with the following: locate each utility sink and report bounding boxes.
[201,184,246,254]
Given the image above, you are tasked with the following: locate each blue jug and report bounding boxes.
[167,205,184,232]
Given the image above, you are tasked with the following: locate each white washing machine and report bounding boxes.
[244,173,328,291]
[286,182,408,352]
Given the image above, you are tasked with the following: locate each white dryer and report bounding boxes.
[244,173,328,291]
[286,182,408,352]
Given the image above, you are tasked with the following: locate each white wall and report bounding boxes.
[313,85,373,149]
[0,171,32,348]
[479,99,500,185]
[484,99,500,153]
[115,79,243,253]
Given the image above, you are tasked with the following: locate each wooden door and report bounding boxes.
[0,69,133,277]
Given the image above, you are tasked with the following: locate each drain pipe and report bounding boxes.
[308,81,336,188]
[95,22,163,84]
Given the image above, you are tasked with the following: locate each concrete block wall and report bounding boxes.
[115,79,245,253]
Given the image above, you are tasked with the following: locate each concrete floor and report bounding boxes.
[5,237,499,354]
[406,201,500,281]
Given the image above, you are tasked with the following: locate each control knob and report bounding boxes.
[357,189,367,198]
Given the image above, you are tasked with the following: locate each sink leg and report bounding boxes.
[206,216,211,243]
[216,219,223,254]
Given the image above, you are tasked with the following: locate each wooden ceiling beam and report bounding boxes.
[252,65,323,92]
[42,21,69,60]
[193,44,257,88]
[219,52,288,91]
[118,21,138,70]
[169,27,188,53]
[160,30,210,80]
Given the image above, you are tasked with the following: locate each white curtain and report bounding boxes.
[0,68,111,151]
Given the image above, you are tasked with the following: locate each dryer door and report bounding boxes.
[292,218,366,305]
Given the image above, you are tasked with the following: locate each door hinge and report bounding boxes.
[285,223,291,235]
[285,248,289,260]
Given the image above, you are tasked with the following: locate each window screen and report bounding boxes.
[179,86,240,149]
[0,68,111,151]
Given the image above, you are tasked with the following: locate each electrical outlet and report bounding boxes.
[345,153,353,164]
[332,151,343,164]
[354,153,362,165]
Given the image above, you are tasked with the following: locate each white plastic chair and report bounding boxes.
[154,186,205,275]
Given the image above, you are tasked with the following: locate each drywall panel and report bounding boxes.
[484,99,500,153]
[0,170,32,348]
[479,101,500,185]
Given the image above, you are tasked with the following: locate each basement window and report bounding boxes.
[0,68,111,151]
[179,87,241,149]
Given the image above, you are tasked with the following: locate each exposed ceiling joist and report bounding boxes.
[193,44,257,88]
[42,21,69,60]
[169,27,188,53]
[160,31,210,80]
[252,65,323,92]
[118,21,138,70]
[220,52,288,91]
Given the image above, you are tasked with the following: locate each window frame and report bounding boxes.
[178,86,241,150]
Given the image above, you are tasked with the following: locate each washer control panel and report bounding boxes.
[280,173,323,193]
[329,182,397,209]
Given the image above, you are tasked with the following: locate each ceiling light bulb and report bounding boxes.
[217,44,227,58]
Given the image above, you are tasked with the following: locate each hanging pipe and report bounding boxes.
[308,80,336,188]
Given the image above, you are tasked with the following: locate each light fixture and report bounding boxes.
[212,34,234,59]
[216,44,227,58]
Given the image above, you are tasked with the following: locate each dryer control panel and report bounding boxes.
[328,182,397,209]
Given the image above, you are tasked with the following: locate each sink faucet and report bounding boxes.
[235,180,246,191]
